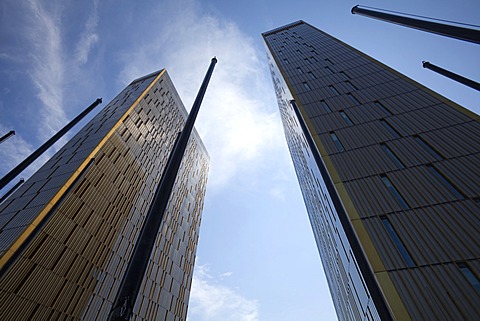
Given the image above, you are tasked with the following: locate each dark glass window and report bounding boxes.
[380,174,409,209]
[325,58,333,65]
[308,71,316,79]
[427,164,464,199]
[303,82,311,90]
[345,81,358,91]
[304,58,310,64]
[329,85,339,95]
[310,56,318,62]
[414,135,444,160]
[380,119,401,138]
[457,262,480,292]
[340,71,351,79]
[381,143,405,168]
[321,100,331,112]
[325,67,334,74]
[297,67,303,74]
[374,101,392,115]
[347,93,360,105]
[330,132,345,152]
[284,58,289,64]
[381,216,415,267]
[339,111,353,125]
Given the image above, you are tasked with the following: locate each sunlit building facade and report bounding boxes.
[0,70,209,320]
[263,21,480,321]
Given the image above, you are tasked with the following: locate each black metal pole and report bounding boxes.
[0,98,102,191]
[422,61,480,91]
[289,100,394,321]
[108,57,217,321]
[0,178,24,204]
[0,131,15,145]
[351,5,480,44]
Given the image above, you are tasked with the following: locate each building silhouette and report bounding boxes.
[0,70,209,320]
[263,21,480,321]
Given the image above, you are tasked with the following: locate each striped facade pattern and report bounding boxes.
[263,21,480,321]
[0,70,209,320]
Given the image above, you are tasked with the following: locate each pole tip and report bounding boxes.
[211,57,218,64]
[422,61,429,68]
[97,98,103,103]
[351,5,359,14]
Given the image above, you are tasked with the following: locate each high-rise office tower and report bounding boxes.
[0,70,209,320]
[263,21,480,321]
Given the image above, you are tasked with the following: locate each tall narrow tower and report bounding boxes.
[263,21,480,321]
[0,70,209,320]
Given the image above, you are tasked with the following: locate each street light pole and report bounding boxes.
[108,57,217,321]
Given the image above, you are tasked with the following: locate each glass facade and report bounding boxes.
[0,70,209,320]
[263,21,480,320]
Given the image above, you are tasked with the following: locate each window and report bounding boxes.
[325,66,333,74]
[321,100,331,112]
[304,58,310,64]
[381,143,405,168]
[345,81,358,91]
[330,132,345,151]
[347,93,360,105]
[308,71,316,79]
[302,82,311,90]
[380,174,409,209]
[381,216,415,267]
[374,101,392,115]
[457,262,480,292]
[427,164,464,199]
[340,71,351,79]
[414,135,444,160]
[325,58,333,65]
[310,56,318,62]
[283,58,289,64]
[329,85,339,95]
[339,111,353,125]
[380,119,401,138]
[297,67,303,74]
[279,50,283,56]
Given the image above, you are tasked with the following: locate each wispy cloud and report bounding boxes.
[75,0,99,64]
[26,0,67,140]
[117,0,285,188]
[188,265,259,321]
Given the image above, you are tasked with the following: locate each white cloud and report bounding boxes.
[75,0,99,64]
[26,0,67,140]
[117,0,285,188]
[188,265,259,321]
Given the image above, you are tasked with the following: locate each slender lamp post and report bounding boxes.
[422,61,480,91]
[351,5,480,44]
[0,98,102,191]
[0,131,15,145]
[108,57,217,321]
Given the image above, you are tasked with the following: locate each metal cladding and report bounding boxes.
[263,21,480,321]
[0,70,209,320]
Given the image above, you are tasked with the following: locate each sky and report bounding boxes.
[0,1,479,320]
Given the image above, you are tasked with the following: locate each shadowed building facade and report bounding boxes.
[263,21,480,321]
[0,70,209,320]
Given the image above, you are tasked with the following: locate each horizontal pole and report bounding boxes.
[422,61,480,91]
[352,5,480,44]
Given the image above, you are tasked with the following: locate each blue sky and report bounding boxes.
[0,1,479,320]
